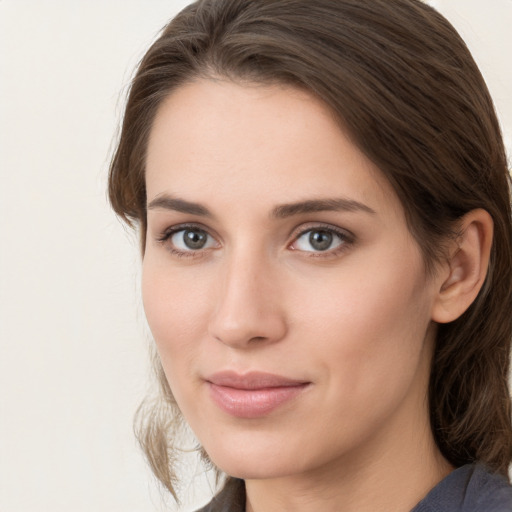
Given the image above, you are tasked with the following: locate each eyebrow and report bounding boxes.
[147,194,376,218]
[147,195,212,217]
[271,198,376,218]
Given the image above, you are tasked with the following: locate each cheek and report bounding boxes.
[296,251,433,390]
[141,258,207,375]
[141,267,207,425]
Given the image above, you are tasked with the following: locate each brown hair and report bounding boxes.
[109,0,512,496]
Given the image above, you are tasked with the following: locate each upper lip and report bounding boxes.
[206,371,309,390]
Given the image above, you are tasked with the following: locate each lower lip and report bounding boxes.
[207,382,309,418]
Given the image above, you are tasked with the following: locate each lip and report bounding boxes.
[205,371,310,419]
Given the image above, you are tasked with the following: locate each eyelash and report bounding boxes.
[156,223,354,259]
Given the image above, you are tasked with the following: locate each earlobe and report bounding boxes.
[431,209,493,324]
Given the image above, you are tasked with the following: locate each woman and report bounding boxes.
[109,0,512,510]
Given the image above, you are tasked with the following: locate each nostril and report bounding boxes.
[249,336,267,343]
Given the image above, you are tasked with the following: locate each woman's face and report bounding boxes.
[143,80,441,480]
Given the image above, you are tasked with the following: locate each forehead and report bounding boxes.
[145,79,401,219]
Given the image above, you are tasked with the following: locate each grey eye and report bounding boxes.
[294,229,344,252]
[171,228,215,251]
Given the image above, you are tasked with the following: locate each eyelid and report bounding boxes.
[156,222,216,240]
[288,222,354,241]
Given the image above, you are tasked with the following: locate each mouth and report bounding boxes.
[205,371,311,419]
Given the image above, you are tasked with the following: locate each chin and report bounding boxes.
[212,456,300,481]
[199,429,322,481]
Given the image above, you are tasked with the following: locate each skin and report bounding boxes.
[142,80,460,512]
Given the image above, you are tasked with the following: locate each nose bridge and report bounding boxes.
[208,245,286,348]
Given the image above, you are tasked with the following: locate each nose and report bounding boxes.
[207,253,287,349]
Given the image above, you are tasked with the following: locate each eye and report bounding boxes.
[172,228,212,250]
[158,225,219,255]
[291,227,350,253]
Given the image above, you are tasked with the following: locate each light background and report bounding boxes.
[0,1,511,511]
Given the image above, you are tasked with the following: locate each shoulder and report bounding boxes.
[195,478,245,512]
[412,464,512,512]
[467,465,512,512]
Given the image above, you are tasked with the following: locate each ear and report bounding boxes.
[431,209,493,324]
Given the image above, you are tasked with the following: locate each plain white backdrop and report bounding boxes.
[0,1,511,511]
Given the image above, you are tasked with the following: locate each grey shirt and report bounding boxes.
[196,464,512,511]
[411,464,512,512]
